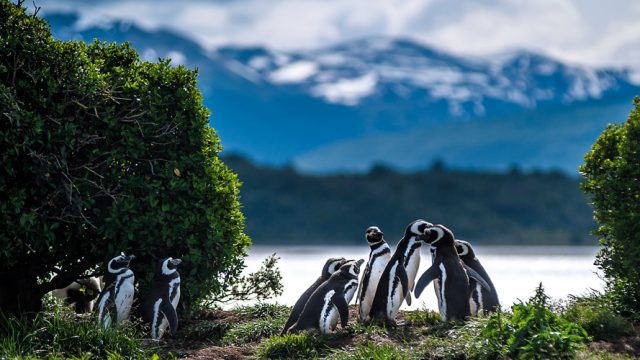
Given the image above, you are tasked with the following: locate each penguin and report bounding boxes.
[52,277,102,313]
[96,253,136,328]
[357,226,391,323]
[369,219,431,326]
[414,225,491,321]
[288,259,365,334]
[282,257,346,334]
[454,239,500,315]
[142,257,182,340]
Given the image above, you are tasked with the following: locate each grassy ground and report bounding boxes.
[1,299,638,359]
[162,303,639,359]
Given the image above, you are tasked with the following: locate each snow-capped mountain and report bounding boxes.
[44,12,640,172]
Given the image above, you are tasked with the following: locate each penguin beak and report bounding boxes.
[170,258,182,266]
[356,259,365,266]
[126,254,136,262]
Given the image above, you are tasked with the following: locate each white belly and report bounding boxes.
[115,276,135,323]
[386,262,404,319]
[359,254,390,321]
[319,290,337,334]
[406,252,421,293]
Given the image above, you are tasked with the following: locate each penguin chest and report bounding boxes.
[469,281,483,316]
[386,262,404,318]
[360,255,390,319]
[344,279,358,304]
[169,278,181,309]
[436,263,448,320]
[115,274,135,323]
[405,251,421,290]
[319,290,339,334]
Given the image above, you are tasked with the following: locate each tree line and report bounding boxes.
[224,156,596,245]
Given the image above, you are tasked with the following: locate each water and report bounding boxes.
[241,245,602,311]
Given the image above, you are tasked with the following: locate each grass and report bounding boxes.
[0,310,154,359]
[326,341,412,360]
[257,333,327,359]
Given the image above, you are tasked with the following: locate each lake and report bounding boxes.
[240,245,603,311]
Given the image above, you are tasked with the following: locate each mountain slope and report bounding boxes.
[43,11,640,172]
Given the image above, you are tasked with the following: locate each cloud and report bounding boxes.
[37,0,640,69]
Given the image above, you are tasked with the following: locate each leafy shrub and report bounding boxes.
[581,97,640,319]
[0,311,154,359]
[480,284,590,359]
[257,333,326,359]
[327,341,411,360]
[0,0,250,316]
[562,291,635,341]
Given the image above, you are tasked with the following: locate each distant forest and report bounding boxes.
[224,155,596,245]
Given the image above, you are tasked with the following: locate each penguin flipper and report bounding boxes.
[160,299,179,335]
[464,265,491,292]
[333,294,350,328]
[415,265,440,298]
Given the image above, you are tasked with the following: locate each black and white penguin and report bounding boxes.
[282,257,347,334]
[52,277,102,313]
[96,253,136,328]
[414,225,491,321]
[357,226,391,323]
[455,239,500,315]
[142,257,182,340]
[369,219,431,325]
[288,259,365,334]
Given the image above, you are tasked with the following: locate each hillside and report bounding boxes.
[224,155,595,245]
[43,11,640,173]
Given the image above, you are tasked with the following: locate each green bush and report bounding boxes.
[562,291,635,341]
[0,0,250,316]
[480,284,590,359]
[257,333,326,359]
[0,311,154,359]
[581,97,640,319]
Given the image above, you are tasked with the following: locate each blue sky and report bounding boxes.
[37,0,640,73]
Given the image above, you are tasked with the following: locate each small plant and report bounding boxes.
[562,290,635,341]
[404,308,442,327]
[327,341,411,360]
[234,302,290,321]
[480,283,590,359]
[223,318,285,344]
[257,333,326,359]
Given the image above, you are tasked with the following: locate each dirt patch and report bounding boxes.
[589,336,640,356]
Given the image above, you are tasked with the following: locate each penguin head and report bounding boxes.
[424,224,455,247]
[322,257,347,277]
[158,257,182,277]
[455,239,476,261]
[339,259,365,279]
[365,226,384,245]
[107,253,135,274]
[405,219,433,241]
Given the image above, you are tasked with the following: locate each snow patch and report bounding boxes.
[269,61,319,84]
[311,73,378,105]
[249,56,270,70]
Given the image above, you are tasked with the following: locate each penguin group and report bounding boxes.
[52,253,182,341]
[284,219,500,334]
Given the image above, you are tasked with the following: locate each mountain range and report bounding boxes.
[44,12,640,173]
